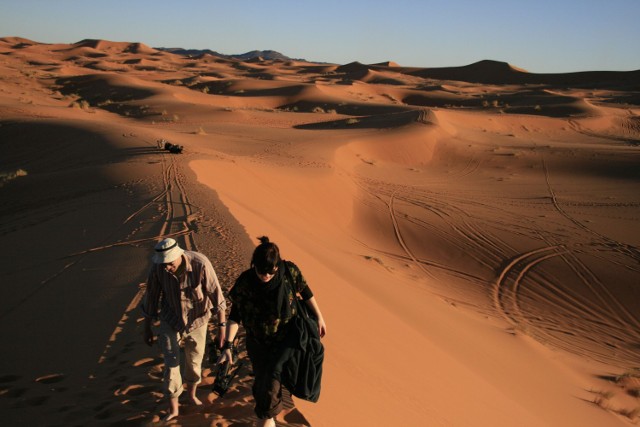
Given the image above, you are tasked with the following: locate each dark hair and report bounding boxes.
[251,236,281,273]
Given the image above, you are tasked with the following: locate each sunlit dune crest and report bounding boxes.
[1,37,639,427]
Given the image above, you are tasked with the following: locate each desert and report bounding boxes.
[1,36,639,426]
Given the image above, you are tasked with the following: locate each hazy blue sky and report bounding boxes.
[2,0,639,73]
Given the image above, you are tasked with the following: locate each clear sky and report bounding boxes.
[2,0,639,73]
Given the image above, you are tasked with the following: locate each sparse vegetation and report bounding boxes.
[346,118,360,125]
[0,169,27,187]
[619,407,639,421]
[69,99,90,110]
[617,369,640,398]
[592,390,614,409]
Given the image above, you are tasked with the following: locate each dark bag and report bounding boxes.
[280,263,324,402]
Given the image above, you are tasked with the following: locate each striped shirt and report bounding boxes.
[141,251,226,333]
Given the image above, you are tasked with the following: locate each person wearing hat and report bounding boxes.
[141,237,227,421]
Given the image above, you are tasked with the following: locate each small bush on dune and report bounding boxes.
[619,407,639,421]
[69,100,90,110]
[592,390,614,409]
[0,169,27,187]
[617,369,640,398]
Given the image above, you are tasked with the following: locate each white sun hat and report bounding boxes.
[152,238,185,264]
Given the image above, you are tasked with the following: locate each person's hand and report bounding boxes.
[317,317,327,338]
[217,348,234,365]
[143,324,154,346]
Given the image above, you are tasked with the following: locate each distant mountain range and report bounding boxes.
[155,47,305,62]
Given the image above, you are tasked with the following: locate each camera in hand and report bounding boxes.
[212,360,234,397]
[209,338,242,397]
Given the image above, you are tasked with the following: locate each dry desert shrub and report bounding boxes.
[312,106,326,113]
[617,369,640,398]
[69,99,90,110]
[346,118,360,125]
[0,169,27,187]
[619,406,639,421]
[593,390,615,409]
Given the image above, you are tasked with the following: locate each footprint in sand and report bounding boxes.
[133,357,159,367]
[94,409,113,420]
[115,384,155,396]
[35,373,66,384]
[93,401,111,411]
[25,395,50,406]
[10,394,50,408]
[0,374,21,383]
[3,387,27,398]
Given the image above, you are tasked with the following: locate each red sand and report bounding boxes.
[1,37,639,426]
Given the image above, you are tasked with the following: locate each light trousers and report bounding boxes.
[157,320,208,398]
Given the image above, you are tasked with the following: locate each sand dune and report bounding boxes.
[1,37,639,426]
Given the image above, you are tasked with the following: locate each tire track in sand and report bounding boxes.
[492,245,566,327]
[388,190,436,280]
[488,158,640,366]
